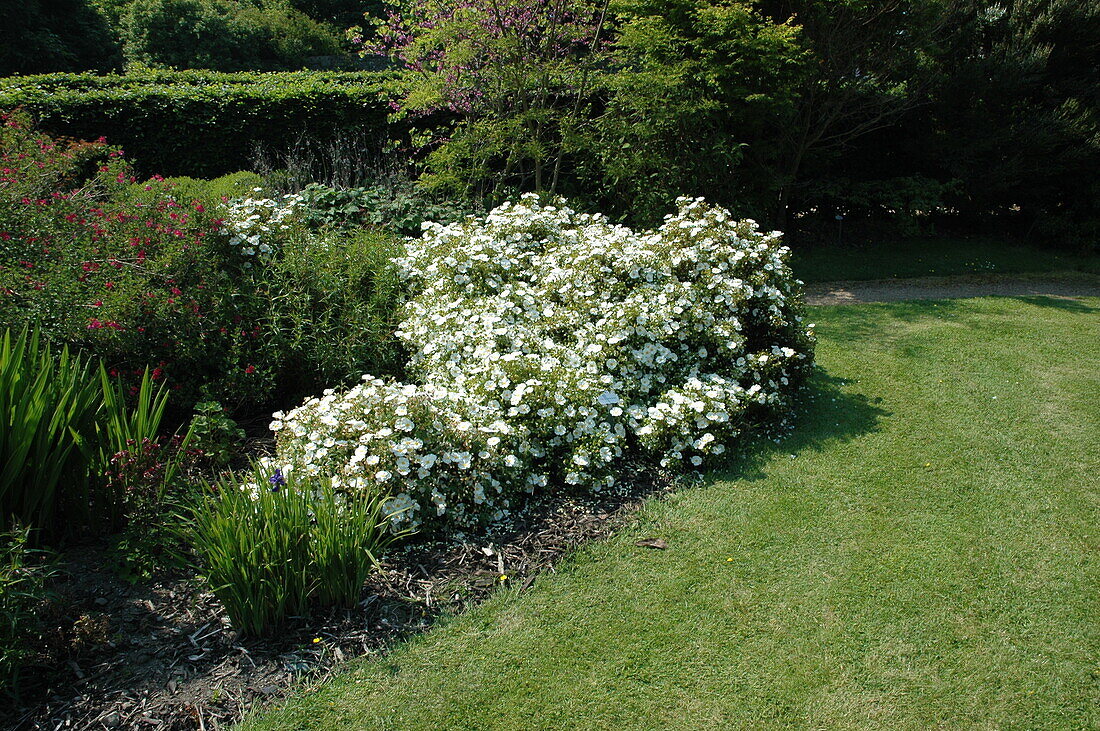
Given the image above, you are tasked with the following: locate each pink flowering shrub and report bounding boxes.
[0,111,404,411]
[0,111,279,406]
[355,0,611,198]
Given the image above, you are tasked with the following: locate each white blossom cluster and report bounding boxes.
[221,188,302,267]
[272,195,814,533]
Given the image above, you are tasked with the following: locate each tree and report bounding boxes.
[358,0,611,201]
[577,0,806,222]
[755,0,945,227]
[929,0,1100,243]
[0,0,120,75]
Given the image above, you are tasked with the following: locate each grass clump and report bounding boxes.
[187,460,400,636]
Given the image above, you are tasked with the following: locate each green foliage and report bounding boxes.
[186,460,399,635]
[94,365,191,528]
[269,227,408,393]
[575,0,806,223]
[139,172,267,205]
[0,71,393,178]
[928,0,1100,246]
[188,400,246,467]
[0,526,55,697]
[1,116,408,411]
[297,181,472,236]
[0,115,270,408]
[0,328,102,532]
[291,0,385,26]
[96,369,197,581]
[365,0,611,202]
[0,0,121,76]
[0,325,192,539]
[800,175,960,238]
[120,0,342,72]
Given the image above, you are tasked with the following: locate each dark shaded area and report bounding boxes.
[1013,295,1099,314]
[713,367,889,484]
[0,0,120,75]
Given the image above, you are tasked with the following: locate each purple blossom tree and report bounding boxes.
[352,0,611,199]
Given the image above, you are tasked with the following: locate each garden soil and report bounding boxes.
[5,467,676,731]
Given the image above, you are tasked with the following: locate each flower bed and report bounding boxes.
[0,113,406,411]
[273,195,815,534]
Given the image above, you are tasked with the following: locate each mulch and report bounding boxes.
[4,465,678,731]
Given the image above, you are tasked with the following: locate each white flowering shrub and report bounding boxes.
[272,195,815,533]
[222,188,303,267]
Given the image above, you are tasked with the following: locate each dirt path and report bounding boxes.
[804,271,1100,305]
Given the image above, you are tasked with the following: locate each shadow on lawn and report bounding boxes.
[1014,295,1098,314]
[819,295,1097,345]
[713,367,890,484]
[813,300,966,344]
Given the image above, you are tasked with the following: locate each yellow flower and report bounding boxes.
[312,637,322,644]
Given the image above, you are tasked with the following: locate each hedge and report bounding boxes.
[0,70,395,178]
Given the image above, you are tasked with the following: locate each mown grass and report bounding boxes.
[244,296,1100,730]
[791,236,1100,282]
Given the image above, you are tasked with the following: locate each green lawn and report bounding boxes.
[245,296,1100,730]
[791,236,1100,282]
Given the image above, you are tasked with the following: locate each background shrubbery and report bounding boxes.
[4,1,1098,248]
[2,0,386,76]
[119,0,342,72]
[0,71,392,177]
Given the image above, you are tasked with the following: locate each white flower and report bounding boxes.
[597,391,620,406]
[270,195,812,533]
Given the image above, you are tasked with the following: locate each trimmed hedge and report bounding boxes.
[0,70,394,178]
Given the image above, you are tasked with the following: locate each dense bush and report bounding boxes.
[297,181,472,236]
[273,195,814,534]
[0,71,392,177]
[120,0,342,72]
[1,114,406,412]
[0,0,120,76]
[133,171,265,205]
[268,226,408,392]
[187,460,397,635]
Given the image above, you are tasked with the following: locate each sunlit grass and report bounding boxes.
[244,296,1100,730]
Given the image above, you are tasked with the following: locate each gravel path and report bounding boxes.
[804,271,1100,305]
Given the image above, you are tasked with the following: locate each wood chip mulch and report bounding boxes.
[3,466,678,731]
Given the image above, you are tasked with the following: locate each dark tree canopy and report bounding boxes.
[0,0,120,75]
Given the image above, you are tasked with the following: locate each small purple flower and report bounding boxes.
[269,469,286,491]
